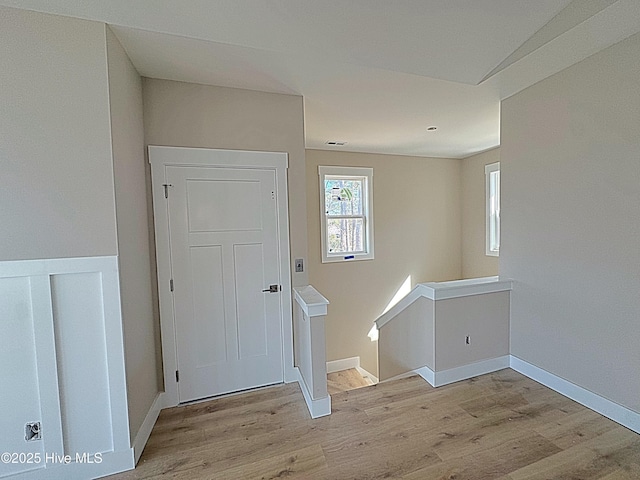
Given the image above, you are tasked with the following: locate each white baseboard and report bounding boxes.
[412,356,510,388]
[294,367,331,419]
[355,366,379,384]
[378,369,422,384]
[415,366,436,386]
[434,356,511,387]
[384,355,639,435]
[327,356,379,384]
[326,356,360,373]
[132,392,164,464]
[510,356,640,434]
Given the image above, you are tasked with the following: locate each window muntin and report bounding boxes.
[319,166,374,263]
[485,162,500,256]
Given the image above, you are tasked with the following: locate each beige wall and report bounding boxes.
[435,291,509,371]
[461,148,500,278]
[106,28,159,442]
[379,290,510,379]
[501,32,640,413]
[378,297,434,381]
[142,79,308,286]
[0,7,118,261]
[306,150,462,375]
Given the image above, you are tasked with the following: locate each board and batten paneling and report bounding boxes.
[0,277,45,478]
[0,256,133,480]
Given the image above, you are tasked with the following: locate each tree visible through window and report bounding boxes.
[325,179,364,254]
[319,166,374,263]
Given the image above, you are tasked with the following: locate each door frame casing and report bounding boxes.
[149,146,294,407]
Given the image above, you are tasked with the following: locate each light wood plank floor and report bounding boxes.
[107,369,640,479]
[327,368,374,395]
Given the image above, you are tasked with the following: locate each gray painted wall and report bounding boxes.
[461,148,500,279]
[0,6,118,261]
[106,27,160,442]
[502,32,640,413]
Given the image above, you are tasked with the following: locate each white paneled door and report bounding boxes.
[166,165,284,402]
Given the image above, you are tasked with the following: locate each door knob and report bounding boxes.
[262,284,281,293]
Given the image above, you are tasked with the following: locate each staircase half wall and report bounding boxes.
[376,277,512,386]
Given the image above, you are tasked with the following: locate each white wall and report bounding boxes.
[0,6,118,261]
[501,32,640,414]
[306,150,462,375]
[106,28,160,443]
[461,148,500,278]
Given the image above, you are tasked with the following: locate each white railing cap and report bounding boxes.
[294,285,330,317]
[375,276,513,329]
[421,276,513,300]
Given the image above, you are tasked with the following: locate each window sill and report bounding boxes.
[321,253,374,264]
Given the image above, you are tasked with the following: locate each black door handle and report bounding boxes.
[262,284,281,293]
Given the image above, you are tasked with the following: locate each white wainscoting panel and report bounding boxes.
[0,256,134,479]
[0,277,45,478]
[51,273,113,456]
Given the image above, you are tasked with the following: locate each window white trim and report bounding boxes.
[485,162,500,256]
[319,165,374,263]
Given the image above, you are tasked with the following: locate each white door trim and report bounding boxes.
[149,146,294,407]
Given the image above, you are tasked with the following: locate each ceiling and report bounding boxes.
[2,0,640,158]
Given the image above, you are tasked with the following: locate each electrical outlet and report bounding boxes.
[295,258,304,273]
[465,335,471,345]
[25,422,41,442]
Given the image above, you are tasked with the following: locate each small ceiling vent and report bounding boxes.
[325,141,347,146]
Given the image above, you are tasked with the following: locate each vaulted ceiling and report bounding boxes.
[3,0,639,157]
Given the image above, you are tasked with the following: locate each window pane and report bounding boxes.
[319,166,374,263]
[325,179,363,216]
[327,218,364,254]
[489,170,500,252]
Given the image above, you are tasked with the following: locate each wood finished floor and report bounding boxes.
[106,369,640,479]
[327,368,374,395]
